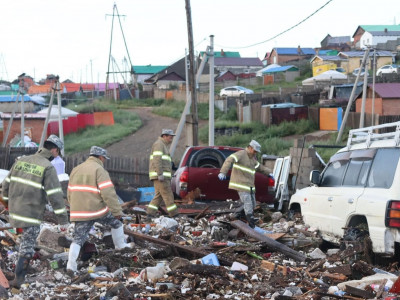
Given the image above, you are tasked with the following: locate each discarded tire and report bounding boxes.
[188,148,225,168]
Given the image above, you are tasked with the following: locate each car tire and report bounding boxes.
[189,148,226,168]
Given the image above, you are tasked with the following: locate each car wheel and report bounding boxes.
[189,148,226,168]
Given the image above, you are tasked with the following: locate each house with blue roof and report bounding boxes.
[265,46,316,65]
[263,65,300,82]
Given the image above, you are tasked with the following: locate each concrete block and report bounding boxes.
[37,228,65,253]
[293,138,305,148]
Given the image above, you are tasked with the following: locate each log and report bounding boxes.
[345,285,375,299]
[124,229,233,266]
[230,220,306,262]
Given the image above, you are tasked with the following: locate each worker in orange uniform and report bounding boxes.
[146,129,179,221]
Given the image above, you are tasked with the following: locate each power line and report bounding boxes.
[216,0,334,50]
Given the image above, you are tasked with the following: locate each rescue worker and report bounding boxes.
[66,146,132,275]
[146,129,179,221]
[47,134,66,175]
[2,138,69,288]
[218,140,272,228]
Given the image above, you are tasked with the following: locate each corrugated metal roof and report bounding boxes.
[200,51,240,58]
[132,65,168,74]
[0,95,32,102]
[312,55,345,62]
[327,36,351,44]
[369,31,400,36]
[318,50,339,56]
[275,47,316,55]
[339,50,394,57]
[263,65,299,73]
[214,57,263,67]
[361,25,400,32]
[369,83,400,98]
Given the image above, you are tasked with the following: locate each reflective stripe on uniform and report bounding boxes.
[255,162,260,168]
[10,213,41,225]
[151,151,163,157]
[68,185,100,194]
[98,180,113,189]
[2,196,8,200]
[148,204,158,210]
[5,177,10,183]
[70,207,109,218]
[54,207,67,214]
[46,187,63,196]
[161,155,171,161]
[229,154,238,162]
[229,182,255,192]
[167,204,177,211]
[149,171,171,178]
[233,164,255,175]
[10,176,42,189]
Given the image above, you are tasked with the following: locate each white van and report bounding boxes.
[289,122,400,256]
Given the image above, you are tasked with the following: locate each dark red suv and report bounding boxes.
[171,146,276,203]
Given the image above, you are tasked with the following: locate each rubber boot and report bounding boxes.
[10,254,31,289]
[111,226,134,250]
[245,214,256,229]
[66,242,81,276]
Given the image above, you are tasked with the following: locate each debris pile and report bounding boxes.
[1,202,400,299]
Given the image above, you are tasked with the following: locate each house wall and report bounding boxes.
[360,32,400,47]
[214,66,261,74]
[355,98,383,115]
[285,71,300,82]
[353,28,365,49]
[0,102,35,113]
[347,56,393,73]
[2,118,45,145]
[382,99,400,115]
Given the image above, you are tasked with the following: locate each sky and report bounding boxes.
[0,0,399,83]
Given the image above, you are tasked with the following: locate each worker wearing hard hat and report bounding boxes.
[146,129,179,221]
[66,146,133,276]
[218,140,272,228]
[2,141,69,288]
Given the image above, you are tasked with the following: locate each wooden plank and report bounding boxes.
[230,220,306,262]
[124,229,233,266]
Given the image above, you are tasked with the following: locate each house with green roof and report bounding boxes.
[353,25,400,49]
[132,65,168,84]
[198,49,240,58]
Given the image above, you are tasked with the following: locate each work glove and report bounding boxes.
[218,173,226,181]
[59,223,70,232]
[158,175,165,182]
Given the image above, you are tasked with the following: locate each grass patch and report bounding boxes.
[152,100,224,120]
[64,104,142,154]
[199,119,318,156]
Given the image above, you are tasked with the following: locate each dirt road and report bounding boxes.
[105,107,198,162]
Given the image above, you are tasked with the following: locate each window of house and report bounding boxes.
[367,148,400,188]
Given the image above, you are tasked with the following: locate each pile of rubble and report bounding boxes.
[0,201,400,299]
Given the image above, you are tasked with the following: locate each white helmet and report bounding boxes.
[249,140,261,153]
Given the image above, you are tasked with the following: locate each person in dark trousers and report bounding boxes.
[2,141,69,288]
[218,140,272,228]
[66,146,133,276]
[146,129,179,221]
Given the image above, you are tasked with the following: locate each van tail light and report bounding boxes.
[267,176,275,193]
[179,170,189,198]
[386,201,400,228]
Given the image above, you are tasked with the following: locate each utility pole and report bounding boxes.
[185,0,198,146]
[208,35,215,146]
[371,49,377,126]
[359,48,370,128]
[336,49,369,143]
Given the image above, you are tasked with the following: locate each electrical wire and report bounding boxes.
[216,0,334,50]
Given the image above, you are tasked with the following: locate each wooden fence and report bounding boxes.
[0,148,151,188]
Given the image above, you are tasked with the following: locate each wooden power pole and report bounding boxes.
[185,0,198,146]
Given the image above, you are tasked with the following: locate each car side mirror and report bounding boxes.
[310,170,320,185]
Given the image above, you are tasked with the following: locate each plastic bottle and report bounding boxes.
[313,278,329,288]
